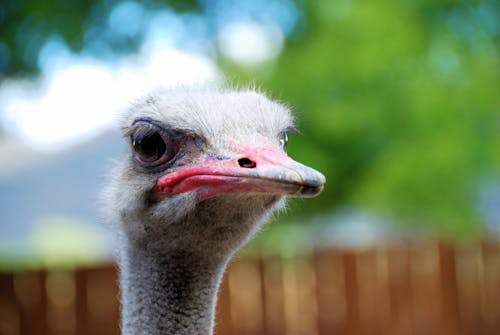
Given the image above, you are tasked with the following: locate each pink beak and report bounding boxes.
[153,144,325,201]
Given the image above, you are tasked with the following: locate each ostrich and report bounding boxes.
[104,87,325,335]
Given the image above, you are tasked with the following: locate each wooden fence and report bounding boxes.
[0,240,499,335]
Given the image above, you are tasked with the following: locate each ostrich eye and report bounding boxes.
[132,132,166,162]
[130,122,177,166]
[278,131,288,151]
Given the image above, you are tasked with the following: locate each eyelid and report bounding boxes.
[284,126,301,135]
[127,124,159,143]
[125,119,178,144]
[126,118,204,143]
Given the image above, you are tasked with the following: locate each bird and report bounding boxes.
[103,87,325,335]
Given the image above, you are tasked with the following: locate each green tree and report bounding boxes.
[223,0,500,237]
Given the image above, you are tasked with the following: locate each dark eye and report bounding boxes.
[130,123,176,166]
[278,131,288,151]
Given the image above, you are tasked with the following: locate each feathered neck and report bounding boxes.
[120,239,229,335]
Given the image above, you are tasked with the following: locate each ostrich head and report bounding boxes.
[106,88,325,261]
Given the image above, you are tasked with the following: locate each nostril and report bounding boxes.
[238,158,257,168]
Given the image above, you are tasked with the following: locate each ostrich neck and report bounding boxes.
[120,240,229,335]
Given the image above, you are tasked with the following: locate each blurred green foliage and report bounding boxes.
[224,0,499,237]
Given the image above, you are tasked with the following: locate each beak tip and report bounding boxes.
[294,170,325,198]
[299,184,324,198]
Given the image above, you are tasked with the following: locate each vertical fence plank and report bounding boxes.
[455,243,483,335]
[282,256,300,335]
[438,242,461,335]
[481,240,500,335]
[375,247,393,335]
[74,268,89,335]
[410,240,440,335]
[84,265,120,335]
[293,255,317,335]
[262,256,286,335]
[314,249,346,335]
[0,272,20,335]
[356,248,391,335]
[215,265,234,335]
[227,259,264,335]
[342,251,360,335]
[257,256,268,335]
[45,269,78,335]
[14,270,47,335]
[387,244,414,335]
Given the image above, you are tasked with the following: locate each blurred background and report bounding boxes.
[0,0,499,334]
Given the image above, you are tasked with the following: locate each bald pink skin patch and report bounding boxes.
[153,144,325,201]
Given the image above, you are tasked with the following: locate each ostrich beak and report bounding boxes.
[154,144,325,201]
